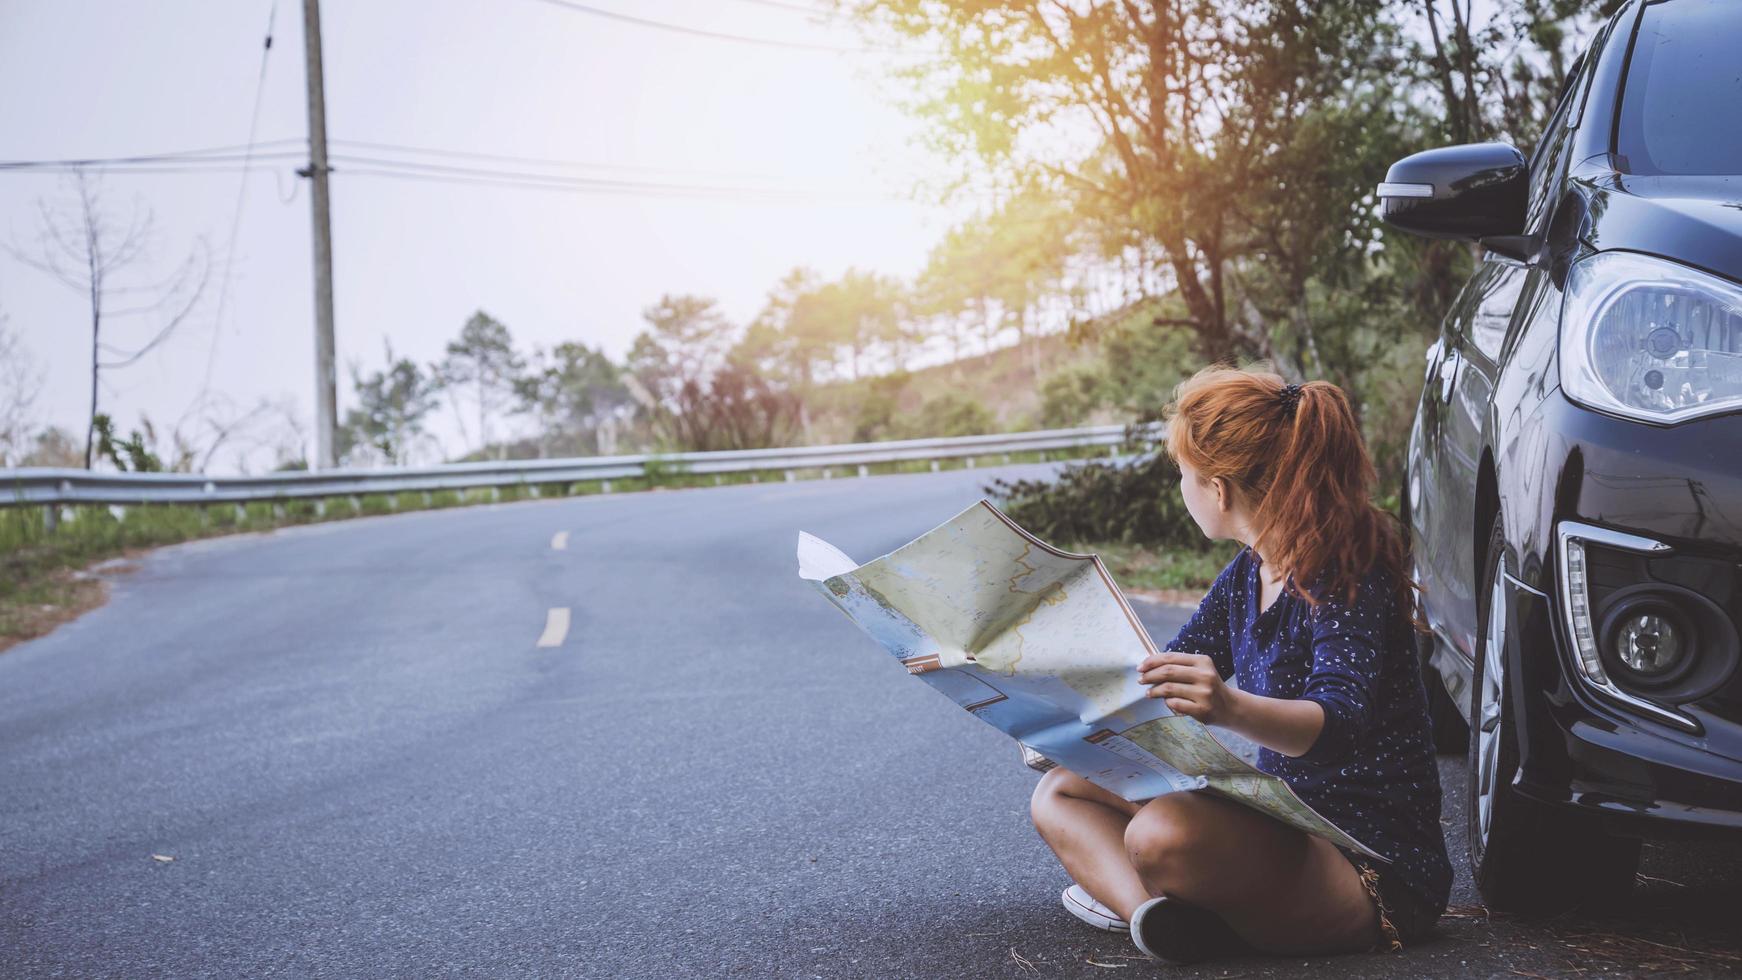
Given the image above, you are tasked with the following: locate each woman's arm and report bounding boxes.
[1139,572,1392,761]
[1137,652,1327,757]
[1159,550,1247,679]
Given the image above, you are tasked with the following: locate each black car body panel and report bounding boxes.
[1585,177,1742,283]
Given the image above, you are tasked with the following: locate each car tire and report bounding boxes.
[1420,630,1470,754]
[1467,514,1640,915]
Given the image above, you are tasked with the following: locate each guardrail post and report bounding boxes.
[43,504,58,533]
[601,479,613,493]
[965,457,975,469]
[821,467,832,480]
[529,484,541,498]
[314,499,327,518]
[348,494,362,513]
[930,460,940,472]
[1002,453,1011,464]
[423,491,434,506]
[272,502,286,520]
[234,503,246,523]
[857,465,868,478]
[713,475,722,486]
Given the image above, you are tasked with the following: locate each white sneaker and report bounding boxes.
[1062,883,1129,932]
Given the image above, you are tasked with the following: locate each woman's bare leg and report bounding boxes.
[1122,791,1379,954]
[1029,769,1153,921]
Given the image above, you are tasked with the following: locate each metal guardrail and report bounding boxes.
[2,425,1141,513]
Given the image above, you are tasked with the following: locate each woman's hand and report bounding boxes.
[1139,652,1332,757]
[1138,652,1241,726]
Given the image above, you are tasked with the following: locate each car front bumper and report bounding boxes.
[1509,574,1742,837]
[1501,392,1742,838]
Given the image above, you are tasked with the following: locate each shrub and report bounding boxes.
[1038,363,1109,428]
[903,392,995,438]
[852,372,909,442]
[984,428,1206,551]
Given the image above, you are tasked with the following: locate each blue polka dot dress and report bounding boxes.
[1163,546,1453,918]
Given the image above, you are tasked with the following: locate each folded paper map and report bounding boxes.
[797,498,1383,862]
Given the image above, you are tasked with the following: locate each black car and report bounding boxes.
[1377,0,1742,915]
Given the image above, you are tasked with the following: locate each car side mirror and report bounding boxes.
[1378,143,1532,255]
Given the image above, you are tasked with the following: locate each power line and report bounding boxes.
[325,152,843,194]
[0,144,304,171]
[334,166,803,199]
[200,0,281,398]
[330,156,899,202]
[329,138,794,184]
[0,150,1023,216]
[0,153,1008,213]
[0,153,905,202]
[0,142,832,191]
[0,144,790,185]
[0,162,297,176]
[519,0,911,55]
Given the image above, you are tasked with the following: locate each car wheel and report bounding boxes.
[1467,514,1640,915]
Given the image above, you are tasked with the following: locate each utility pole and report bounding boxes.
[301,0,338,469]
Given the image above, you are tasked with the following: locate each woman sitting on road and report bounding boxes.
[1030,364,1452,963]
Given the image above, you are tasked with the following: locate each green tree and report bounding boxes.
[513,341,633,456]
[666,362,803,452]
[818,268,904,380]
[626,294,746,450]
[339,342,441,466]
[915,184,1075,375]
[91,412,162,472]
[436,311,524,460]
[741,268,835,386]
[634,294,735,385]
[848,0,1534,508]
[1414,0,1620,149]
[734,268,871,441]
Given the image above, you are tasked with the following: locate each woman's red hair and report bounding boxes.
[1163,364,1422,628]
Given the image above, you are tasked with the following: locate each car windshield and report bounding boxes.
[1616,0,1742,176]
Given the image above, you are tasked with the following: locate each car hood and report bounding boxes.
[1584,174,1742,283]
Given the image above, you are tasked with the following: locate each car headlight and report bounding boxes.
[1561,251,1742,424]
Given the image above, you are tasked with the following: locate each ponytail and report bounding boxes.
[1163,364,1421,626]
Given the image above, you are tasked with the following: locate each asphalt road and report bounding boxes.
[3,464,1739,978]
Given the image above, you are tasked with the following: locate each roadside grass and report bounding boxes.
[0,446,1117,651]
[1071,537,1237,605]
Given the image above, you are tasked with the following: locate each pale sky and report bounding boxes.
[0,0,981,471]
